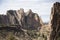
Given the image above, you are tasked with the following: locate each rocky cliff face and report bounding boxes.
[0,8,43,29]
[7,10,18,25]
[50,2,60,40]
[7,9,25,26]
[23,9,42,30]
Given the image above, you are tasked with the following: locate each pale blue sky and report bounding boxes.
[0,0,60,23]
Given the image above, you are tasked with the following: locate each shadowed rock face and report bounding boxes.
[23,10,40,30]
[50,2,60,40]
[0,15,9,25]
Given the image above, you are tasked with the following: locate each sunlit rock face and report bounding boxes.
[7,8,25,26]
[16,8,25,26]
[50,2,60,40]
[7,10,18,25]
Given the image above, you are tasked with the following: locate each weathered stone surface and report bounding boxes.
[7,8,25,26]
[7,10,18,25]
[16,8,25,26]
[50,2,60,40]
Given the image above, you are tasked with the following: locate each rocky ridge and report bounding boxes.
[0,8,43,30]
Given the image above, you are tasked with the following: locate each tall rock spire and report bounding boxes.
[50,2,60,40]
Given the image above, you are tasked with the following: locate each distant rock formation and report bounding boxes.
[50,2,60,40]
[0,8,43,30]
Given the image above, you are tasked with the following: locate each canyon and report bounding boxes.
[0,2,60,40]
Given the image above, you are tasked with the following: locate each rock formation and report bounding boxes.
[0,8,43,40]
[50,2,60,40]
[0,8,43,30]
[24,9,42,30]
[7,8,25,27]
[7,10,18,25]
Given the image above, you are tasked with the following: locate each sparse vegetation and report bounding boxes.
[6,32,17,40]
[0,24,51,40]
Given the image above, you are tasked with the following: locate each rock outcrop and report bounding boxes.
[7,10,18,25]
[50,2,60,40]
[0,8,43,30]
[24,9,42,30]
[7,8,25,27]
